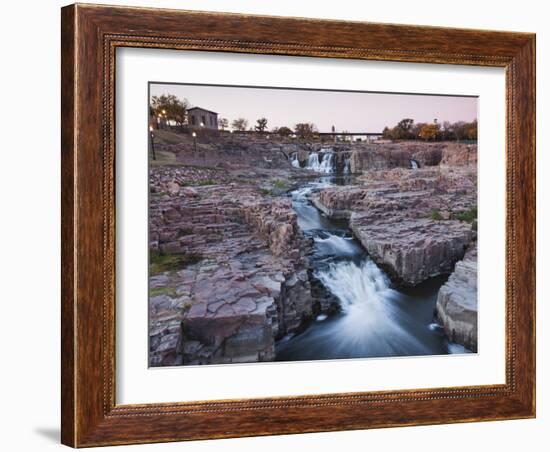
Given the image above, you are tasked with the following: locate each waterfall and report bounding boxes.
[305,151,334,173]
[343,157,351,174]
[291,153,301,168]
[318,153,334,173]
[307,152,320,170]
[410,159,419,169]
[312,259,430,355]
[315,259,391,314]
[313,232,363,257]
[276,178,464,361]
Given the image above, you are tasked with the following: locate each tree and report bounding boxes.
[294,123,317,139]
[382,118,415,140]
[254,117,268,132]
[150,94,189,129]
[452,121,468,141]
[170,101,187,129]
[465,120,478,141]
[218,117,229,131]
[275,126,293,137]
[411,122,426,139]
[395,118,414,139]
[231,118,248,132]
[419,123,440,141]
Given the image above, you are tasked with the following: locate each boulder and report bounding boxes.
[351,215,472,285]
[435,244,478,351]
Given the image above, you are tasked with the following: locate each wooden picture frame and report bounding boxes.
[61,3,535,447]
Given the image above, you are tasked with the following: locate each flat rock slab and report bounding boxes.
[313,167,476,286]
[351,215,472,286]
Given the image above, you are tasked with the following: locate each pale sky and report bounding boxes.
[150,83,477,133]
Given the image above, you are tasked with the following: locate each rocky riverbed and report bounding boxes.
[148,131,479,365]
[311,167,477,286]
[149,179,313,366]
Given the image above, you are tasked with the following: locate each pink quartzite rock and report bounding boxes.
[436,243,478,352]
[312,167,476,286]
[148,167,313,366]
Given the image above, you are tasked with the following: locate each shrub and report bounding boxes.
[149,286,178,298]
[150,250,201,275]
[454,206,478,223]
[272,179,288,189]
[430,209,443,221]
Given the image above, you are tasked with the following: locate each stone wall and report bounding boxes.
[349,143,476,173]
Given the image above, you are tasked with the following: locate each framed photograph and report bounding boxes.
[61,3,535,447]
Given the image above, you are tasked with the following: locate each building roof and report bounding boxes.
[187,106,218,115]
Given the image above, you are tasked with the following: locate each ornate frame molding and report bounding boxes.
[62,4,535,447]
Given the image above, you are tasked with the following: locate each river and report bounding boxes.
[275,175,469,362]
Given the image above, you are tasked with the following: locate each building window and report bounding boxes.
[201,115,206,126]
[191,116,196,125]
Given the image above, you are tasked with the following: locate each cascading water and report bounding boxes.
[410,159,419,169]
[313,232,362,257]
[276,175,469,361]
[318,153,334,173]
[343,157,351,174]
[290,153,301,168]
[306,152,321,171]
[305,151,335,173]
[311,259,431,356]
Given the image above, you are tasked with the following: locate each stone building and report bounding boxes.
[187,106,218,130]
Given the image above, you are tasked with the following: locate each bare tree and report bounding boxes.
[294,123,317,139]
[231,118,248,132]
[254,117,268,132]
[218,117,229,131]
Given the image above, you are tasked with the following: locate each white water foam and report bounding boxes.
[314,233,362,256]
[313,259,431,356]
[343,157,351,174]
[305,152,335,173]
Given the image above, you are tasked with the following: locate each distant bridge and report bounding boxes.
[228,130,383,137]
[317,132,383,136]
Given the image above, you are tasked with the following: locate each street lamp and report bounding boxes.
[192,131,197,153]
[149,126,156,161]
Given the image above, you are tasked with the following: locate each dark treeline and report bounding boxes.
[382,118,477,142]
